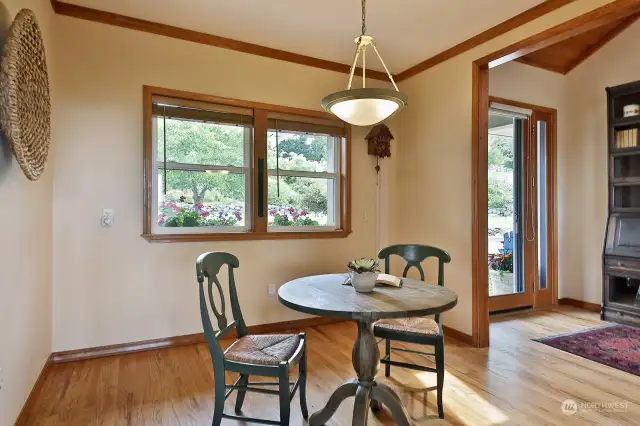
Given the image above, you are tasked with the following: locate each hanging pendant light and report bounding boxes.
[322,0,407,126]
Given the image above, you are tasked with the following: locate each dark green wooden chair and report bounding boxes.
[373,244,451,419]
[197,251,308,426]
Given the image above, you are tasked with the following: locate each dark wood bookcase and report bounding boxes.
[603,80,640,326]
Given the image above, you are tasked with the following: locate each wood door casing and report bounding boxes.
[473,0,639,348]
[532,110,557,309]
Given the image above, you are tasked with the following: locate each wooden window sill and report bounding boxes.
[141,229,352,243]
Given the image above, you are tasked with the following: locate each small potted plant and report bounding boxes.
[347,258,379,293]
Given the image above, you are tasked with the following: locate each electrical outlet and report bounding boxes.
[268,284,277,296]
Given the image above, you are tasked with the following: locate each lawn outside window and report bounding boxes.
[142,86,351,242]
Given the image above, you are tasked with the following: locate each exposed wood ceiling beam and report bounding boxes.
[394,0,577,82]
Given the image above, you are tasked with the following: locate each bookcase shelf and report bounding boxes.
[613,115,640,130]
[611,207,640,214]
[604,81,640,327]
[612,177,640,186]
[612,146,640,154]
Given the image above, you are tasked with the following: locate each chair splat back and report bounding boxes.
[196,252,248,361]
[378,244,451,323]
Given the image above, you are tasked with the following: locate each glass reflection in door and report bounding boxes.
[488,113,524,297]
[537,119,548,290]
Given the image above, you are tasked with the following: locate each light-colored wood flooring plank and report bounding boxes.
[21,307,640,425]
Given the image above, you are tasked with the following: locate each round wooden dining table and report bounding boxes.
[278,273,458,426]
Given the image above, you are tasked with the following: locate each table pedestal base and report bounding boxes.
[308,320,412,426]
[308,379,411,426]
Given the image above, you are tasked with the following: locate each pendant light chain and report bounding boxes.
[361,0,366,35]
[321,0,408,125]
[361,0,366,89]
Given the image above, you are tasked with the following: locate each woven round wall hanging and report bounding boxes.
[0,9,51,181]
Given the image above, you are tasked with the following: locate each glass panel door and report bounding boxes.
[537,120,548,290]
[487,100,556,313]
[487,113,524,298]
[534,111,555,308]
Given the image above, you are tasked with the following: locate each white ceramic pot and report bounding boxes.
[352,272,377,293]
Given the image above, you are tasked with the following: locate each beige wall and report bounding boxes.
[489,61,571,298]
[489,61,567,112]
[563,21,640,304]
[51,15,398,351]
[395,0,613,334]
[8,0,616,361]
[0,1,54,424]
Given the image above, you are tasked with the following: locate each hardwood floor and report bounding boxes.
[22,307,639,425]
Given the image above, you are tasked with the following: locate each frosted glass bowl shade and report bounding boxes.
[321,88,408,126]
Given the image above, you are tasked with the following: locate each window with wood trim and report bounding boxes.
[143,86,351,242]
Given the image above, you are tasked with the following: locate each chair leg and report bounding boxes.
[385,339,391,377]
[299,336,309,419]
[435,338,445,419]
[279,363,290,426]
[234,374,249,414]
[212,364,226,426]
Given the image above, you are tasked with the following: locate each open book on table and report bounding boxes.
[343,274,403,287]
[376,274,403,287]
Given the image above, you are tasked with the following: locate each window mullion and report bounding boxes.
[253,109,268,233]
[266,169,337,179]
[163,162,244,174]
[342,129,351,232]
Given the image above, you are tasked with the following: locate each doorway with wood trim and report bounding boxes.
[471,0,640,348]
[487,98,557,314]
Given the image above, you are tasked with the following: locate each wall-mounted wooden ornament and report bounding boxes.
[0,9,51,181]
[365,124,394,174]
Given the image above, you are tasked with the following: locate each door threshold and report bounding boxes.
[490,305,534,317]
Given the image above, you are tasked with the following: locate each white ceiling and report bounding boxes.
[61,0,545,73]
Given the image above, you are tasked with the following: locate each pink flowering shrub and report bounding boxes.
[268,205,318,226]
[159,197,243,227]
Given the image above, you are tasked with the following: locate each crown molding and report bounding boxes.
[51,0,577,84]
[394,0,577,82]
[49,0,391,82]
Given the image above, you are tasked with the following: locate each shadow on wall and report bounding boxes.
[0,1,12,183]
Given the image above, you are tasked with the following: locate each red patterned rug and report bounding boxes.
[534,324,640,376]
